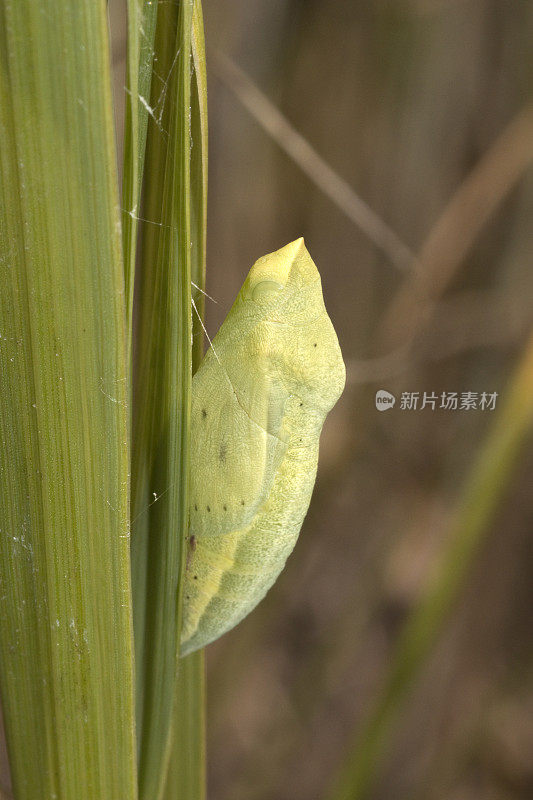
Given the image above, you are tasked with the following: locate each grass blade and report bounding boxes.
[130,1,194,797]
[326,332,533,800]
[164,652,207,800]
[0,3,136,799]
[190,0,208,363]
[123,0,158,360]
[163,3,208,797]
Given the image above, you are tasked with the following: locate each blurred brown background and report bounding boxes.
[110,2,533,798]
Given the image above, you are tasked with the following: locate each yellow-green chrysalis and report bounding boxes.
[180,239,345,655]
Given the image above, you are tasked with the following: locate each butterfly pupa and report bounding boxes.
[180,238,345,656]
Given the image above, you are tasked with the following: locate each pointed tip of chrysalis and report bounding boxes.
[282,236,305,259]
[247,237,318,290]
[289,236,305,247]
[281,237,318,285]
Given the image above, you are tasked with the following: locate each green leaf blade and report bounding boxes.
[0,3,136,800]
[130,1,196,797]
[123,0,159,363]
[164,3,208,798]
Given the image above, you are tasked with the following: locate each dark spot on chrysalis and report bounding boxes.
[241,500,245,506]
[194,575,198,580]
[223,505,227,511]
[219,442,227,463]
[299,402,303,407]
[186,595,190,599]
[313,343,317,347]
[194,504,198,511]
[202,408,207,418]
[207,505,210,512]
